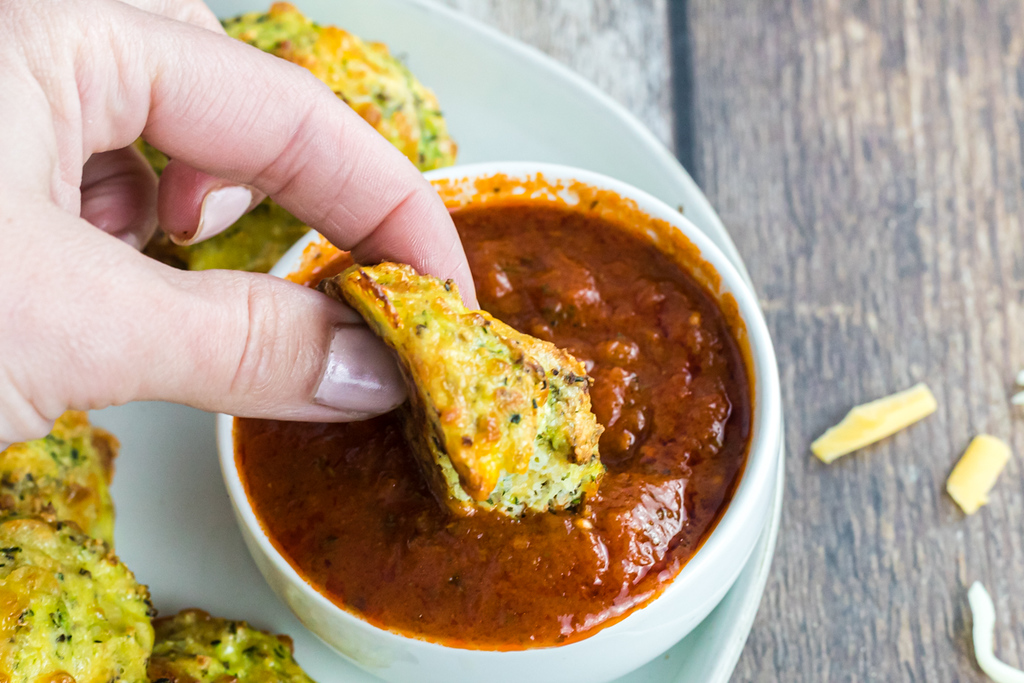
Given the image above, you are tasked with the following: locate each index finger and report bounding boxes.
[92,0,477,304]
[118,0,225,34]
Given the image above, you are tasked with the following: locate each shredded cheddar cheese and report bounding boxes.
[947,435,1011,515]
[811,383,938,463]
[968,582,1024,683]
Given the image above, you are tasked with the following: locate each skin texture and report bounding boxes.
[0,412,118,546]
[148,609,316,683]
[0,0,477,446]
[143,2,459,273]
[0,516,155,682]
[321,263,604,517]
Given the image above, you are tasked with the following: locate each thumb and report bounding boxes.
[0,213,405,444]
[152,267,408,420]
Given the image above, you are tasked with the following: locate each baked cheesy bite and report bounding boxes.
[143,2,457,272]
[148,609,316,683]
[225,2,457,172]
[0,516,154,682]
[0,411,118,546]
[320,262,605,518]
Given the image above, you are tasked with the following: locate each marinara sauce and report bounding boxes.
[236,202,751,649]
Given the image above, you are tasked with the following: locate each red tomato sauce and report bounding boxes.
[236,203,751,649]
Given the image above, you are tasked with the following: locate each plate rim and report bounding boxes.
[678,420,786,683]
[394,0,755,288]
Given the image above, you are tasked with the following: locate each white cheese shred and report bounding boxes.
[1012,392,1024,407]
[969,582,1024,683]
[1016,370,1024,387]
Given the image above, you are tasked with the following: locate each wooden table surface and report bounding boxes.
[438,1,1024,680]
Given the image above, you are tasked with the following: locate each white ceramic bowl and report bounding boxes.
[217,162,782,683]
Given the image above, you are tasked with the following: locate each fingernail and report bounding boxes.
[315,326,407,416]
[178,185,252,245]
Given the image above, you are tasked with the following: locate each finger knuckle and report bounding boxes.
[0,371,56,445]
[228,277,297,401]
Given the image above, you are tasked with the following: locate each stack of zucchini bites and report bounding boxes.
[0,412,316,682]
[2,1,459,679]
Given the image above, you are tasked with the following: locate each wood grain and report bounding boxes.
[433,0,674,150]
[436,0,1024,679]
[685,1,1024,680]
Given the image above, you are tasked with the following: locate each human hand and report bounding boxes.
[0,0,477,446]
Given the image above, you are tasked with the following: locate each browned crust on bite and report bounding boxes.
[319,262,604,517]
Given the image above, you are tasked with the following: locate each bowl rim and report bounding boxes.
[217,161,782,657]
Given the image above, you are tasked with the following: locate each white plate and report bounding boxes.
[93,1,784,681]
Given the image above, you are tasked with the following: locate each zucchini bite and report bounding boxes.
[0,411,118,546]
[0,515,154,682]
[321,262,605,517]
[149,609,316,683]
